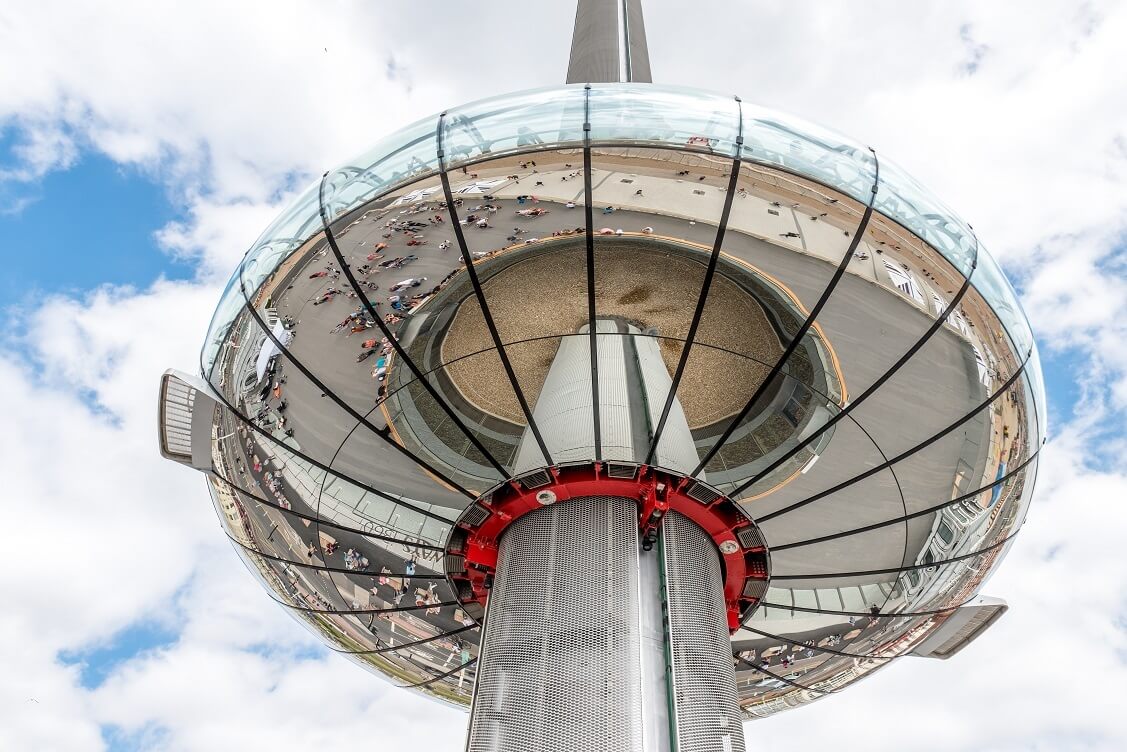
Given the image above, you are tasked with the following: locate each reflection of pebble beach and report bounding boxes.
[441,238,783,426]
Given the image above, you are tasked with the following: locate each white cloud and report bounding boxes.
[1,1,1126,750]
[755,418,1127,750]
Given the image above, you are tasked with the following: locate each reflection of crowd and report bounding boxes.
[235,423,459,626]
[739,611,886,688]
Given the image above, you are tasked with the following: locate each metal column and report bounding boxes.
[566,0,653,83]
[467,496,646,752]
[466,500,744,752]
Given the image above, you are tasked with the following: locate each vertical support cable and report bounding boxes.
[235,291,476,498]
[691,148,881,476]
[435,114,555,467]
[317,173,509,478]
[582,84,603,461]
[645,97,744,467]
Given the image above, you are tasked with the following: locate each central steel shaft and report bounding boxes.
[466,497,744,752]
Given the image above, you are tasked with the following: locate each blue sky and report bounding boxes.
[0,147,192,306]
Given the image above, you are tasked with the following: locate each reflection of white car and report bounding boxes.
[752,672,801,690]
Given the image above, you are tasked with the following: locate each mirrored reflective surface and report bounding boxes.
[174,83,1043,716]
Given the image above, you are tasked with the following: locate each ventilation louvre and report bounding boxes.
[605,462,639,479]
[461,504,492,528]
[736,526,763,549]
[517,469,553,489]
[685,482,722,505]
[444,553,466,574]
[742,579,767,600]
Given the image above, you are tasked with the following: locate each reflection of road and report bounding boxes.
[222,419,469,642]
[734,614,905,698]
[272,187,982,580]
[230,161,995,599]
[219,433,477,682]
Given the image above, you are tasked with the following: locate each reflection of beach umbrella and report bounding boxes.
[598,227,614,235]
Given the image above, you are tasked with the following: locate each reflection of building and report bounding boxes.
[157,0,1045,748]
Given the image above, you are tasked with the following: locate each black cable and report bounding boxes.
[582,84,602,461]
[435,113,554,466]
[271,597,461,617]
[770,449,1038,552]
[692,147,880,476]
[645,97,744,466]
[201,370,457,523]
[236,294,476,498]
[332,624,476,656]
[770,529,1019,581]
[732,273,976,494]
[760,351,1032,525]
[317,172,509,478]
[210,472,444,551]
[223,530,445,578]
[734,656,833,696]
[740,625,895,662]
[399,657,478,689]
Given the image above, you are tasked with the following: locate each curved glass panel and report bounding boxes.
[441,85,586,165]
[738,103,876,208]
[873,154,977,277]
[179,82,1045,718]
[588,83,743,157]
[201,260,253,380]
[970,247,1036,374]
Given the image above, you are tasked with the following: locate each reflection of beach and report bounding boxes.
[442,239,783,427]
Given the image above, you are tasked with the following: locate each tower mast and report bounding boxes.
[566,0,652,83]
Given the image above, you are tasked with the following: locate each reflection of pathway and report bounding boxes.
[233,429,465,635]
[249,165,985,576]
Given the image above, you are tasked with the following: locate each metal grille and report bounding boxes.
[736,525,763,550]
[517,469,553,489]
[158,372,196,461]
[685,481,722,505]
[663,512,746,752]
[741,579,767,600]
[444,553,466,574]
[462,504,492,527]
[605,462,639,479]
[467,496,643,752]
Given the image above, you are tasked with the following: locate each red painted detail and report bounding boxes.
[446,463,771,632]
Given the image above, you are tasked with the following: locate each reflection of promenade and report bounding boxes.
[191,149,1035,714]
[260,162,990,583]
[208,410,476,688]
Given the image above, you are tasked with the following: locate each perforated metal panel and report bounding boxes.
[467,496,644,752]
[662,512,746,752]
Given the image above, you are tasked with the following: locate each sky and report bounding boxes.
[0,1,1125,749]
